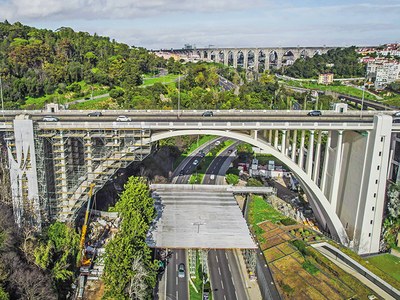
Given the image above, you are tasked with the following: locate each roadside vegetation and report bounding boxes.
[103,176,158,299]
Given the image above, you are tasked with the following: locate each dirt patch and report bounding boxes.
[83,280,105,300]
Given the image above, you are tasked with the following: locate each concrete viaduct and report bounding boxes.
[160,46,334,71]
[0,109,398,255]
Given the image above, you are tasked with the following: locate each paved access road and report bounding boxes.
[208,250,248,300]
[166,249,188,300]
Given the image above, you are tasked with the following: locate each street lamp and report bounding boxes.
[360,81,365,119]
[177,74,181,118]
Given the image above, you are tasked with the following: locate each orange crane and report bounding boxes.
[79,183,96,266]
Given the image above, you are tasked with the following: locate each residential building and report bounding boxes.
[318,73,334,85]
[367,60,400,89]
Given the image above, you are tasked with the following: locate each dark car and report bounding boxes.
[179,170,185,176]
[87,111,103,117]
[202,111,213,117]
[307,110,322,116]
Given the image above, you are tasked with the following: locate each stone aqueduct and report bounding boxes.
[163,47,333,71]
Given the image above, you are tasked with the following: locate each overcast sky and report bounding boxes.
[1,0,399,49]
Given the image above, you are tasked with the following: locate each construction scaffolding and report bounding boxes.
[5,118,152,226]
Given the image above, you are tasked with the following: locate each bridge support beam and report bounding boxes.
[298,130,306,169]
[306,130,315,175]
[313,131,322,183]
[281,130,286,154]
[330,130,343,211]
[291,130,297,161]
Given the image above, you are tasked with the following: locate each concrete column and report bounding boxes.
[224,50,229,66]
[330,130,344,211]
[281,130,286,154]
[320,131,332,192]
[298,130,306,169]
[291,130,297,162]
[269,130,273,144]
[313,131,323,183]
[265,50,270,71]
[233,51,238,68]
[243,50,249,70]
[274,130,279,149]
[254,50,259,72]
[253,130,258,141]
[285,130,291,156]
[306,130,315,175]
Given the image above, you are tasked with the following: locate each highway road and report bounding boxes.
[208,250,238,300]
[0,109,386,124]
[166,249,188,300]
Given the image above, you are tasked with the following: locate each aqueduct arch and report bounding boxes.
[150,129,349,245]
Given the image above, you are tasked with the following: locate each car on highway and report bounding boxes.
[179,170,185,176]
[307,110,322,116]
[210,174,215,180]
[202,111,213,117]
[178,263,185,278]
[42,116,59,122]
[87,111,103,117]
[198,150,205,157]
[393,111,400,117]
[228,149,232,154]
[116,115,131,122]
[193,159,199,166]
[215,141,221,146]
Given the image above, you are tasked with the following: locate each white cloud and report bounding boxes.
[0,0,264,20]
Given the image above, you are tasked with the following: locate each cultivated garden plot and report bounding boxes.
[248,196,382,300]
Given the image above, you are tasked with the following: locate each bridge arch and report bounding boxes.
[150,129,349,245]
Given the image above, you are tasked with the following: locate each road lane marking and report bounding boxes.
[176,276,178,285]
[218,267,221,275]
[224,295,227,300]
[216,255,218,263]
[221,280,224,290]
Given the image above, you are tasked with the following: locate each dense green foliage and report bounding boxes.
[34,222,80,293]
[283,47,365,78]
[226,173,239,185]
[103,177,157,299]
[0,21,164,108]
[0,204,56,299]
[383,183,400,250]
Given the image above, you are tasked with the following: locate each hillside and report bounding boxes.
[0,21,165,108]
[283,47,365,79]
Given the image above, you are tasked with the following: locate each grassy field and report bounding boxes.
[68,96,112,110]
[142,74,180,87]
[365,254,400,283]
[21,81,109,109]
[248,195,287,226]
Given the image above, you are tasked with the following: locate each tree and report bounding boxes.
[103,177,157,299]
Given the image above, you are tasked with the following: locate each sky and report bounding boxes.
[0,0,399,49]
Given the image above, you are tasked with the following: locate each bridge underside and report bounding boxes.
[148,185,257,249]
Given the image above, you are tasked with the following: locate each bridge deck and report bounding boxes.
[147,185,256,249]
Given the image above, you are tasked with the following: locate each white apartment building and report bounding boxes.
[367,61,400,89]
